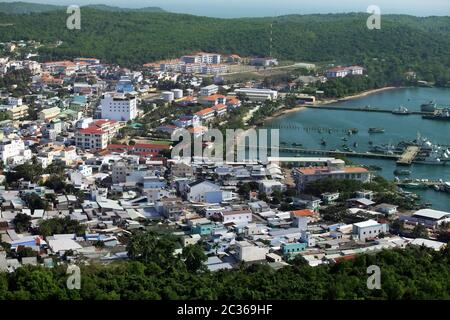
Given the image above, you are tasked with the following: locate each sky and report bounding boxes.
[4,0,450,17]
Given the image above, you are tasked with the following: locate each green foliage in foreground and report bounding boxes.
[37,217,86,238]
[304,176,395,199]
[1,231,449,299]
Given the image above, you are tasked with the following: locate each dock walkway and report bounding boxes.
[305,105,431,115]
[396,146,420,166]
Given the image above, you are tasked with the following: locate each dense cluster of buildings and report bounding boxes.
[0,42,447,274]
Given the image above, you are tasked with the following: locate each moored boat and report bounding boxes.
[394,169,411,176]
[422,108,450,121]
[368,127,385,133]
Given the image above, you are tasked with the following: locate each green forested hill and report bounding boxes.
[0,2,64,14]
[0,8,449,79]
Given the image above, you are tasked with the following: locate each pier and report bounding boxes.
[304,105,432,115]
[396,146,420,166]
[244,145,400,160]
[242,145,435,165]
[265,124,351,134]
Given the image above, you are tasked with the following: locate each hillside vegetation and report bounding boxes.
[0,7,449,82]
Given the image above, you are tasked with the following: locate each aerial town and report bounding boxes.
[0,39,448,276]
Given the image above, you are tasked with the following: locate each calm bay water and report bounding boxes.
[264,87,450,211]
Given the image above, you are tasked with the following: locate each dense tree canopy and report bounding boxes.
[0,240,449,300]
[37,217,86,238]
[0,10,448,83]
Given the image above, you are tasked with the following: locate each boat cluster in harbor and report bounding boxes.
[370,133,450,165]
[397,178,450,194]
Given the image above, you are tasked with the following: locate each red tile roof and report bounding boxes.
[297,166,368,175]
[291,209,315,217]
[195,107,215,116]
[78,127,105,135]
[134,143,171,150]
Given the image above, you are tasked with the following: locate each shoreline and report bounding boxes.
[236,86,402,140]
[317,86,400,106]
[262,86,401,124]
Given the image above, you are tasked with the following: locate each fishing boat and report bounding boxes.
[320,138,327,146]
[433,184,442,192]
[342,145,353,152]
[401,182,427,189]
[444,182,450,193]
[353,142,358,148]
[369,128,385,133]
[394,169,411,176]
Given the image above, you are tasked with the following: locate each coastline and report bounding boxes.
[317,86,400,106]
[235,86,402,140]
[262,86,401,123]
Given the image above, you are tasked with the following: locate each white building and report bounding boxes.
[182,53,221,64]
[75,119,120,151]
[233,88,278,102]
[100,93,137,121]
[0,139,31,164]
[374,203,398,215]
[326,66,364,78]
[258,180,286,195]
[186,180,222,203]
[221,209,252,225]
[76,128,108,150]
[201,64,228,75]
[409,238,447,251]
[235,240,269,262]
[353,220,388,242]
[200,85,219,97]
